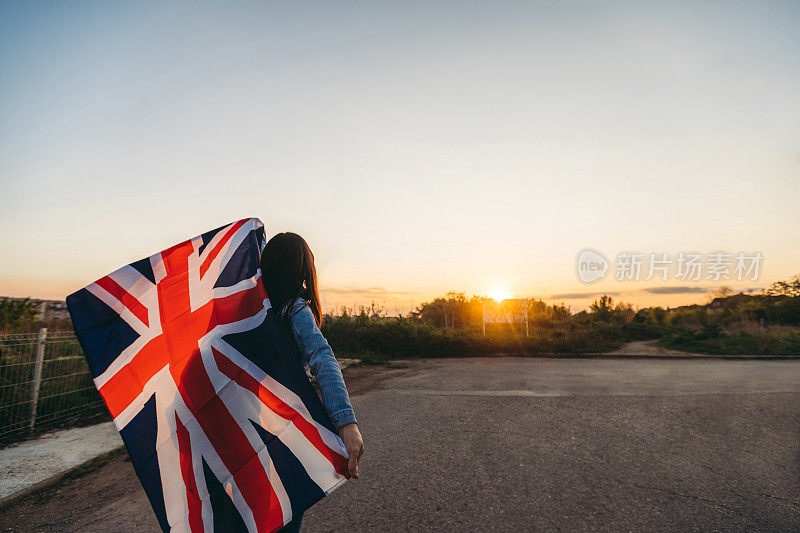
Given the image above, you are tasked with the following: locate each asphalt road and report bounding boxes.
[3,357,799,532]
[304,358,800,532]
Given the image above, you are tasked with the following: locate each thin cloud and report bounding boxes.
[548,291,620,300]
[644,286,708,294]
[321,287,419,297]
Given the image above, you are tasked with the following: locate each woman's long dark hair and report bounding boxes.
[260,232,322,326]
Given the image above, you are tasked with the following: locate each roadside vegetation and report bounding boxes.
[323,275,800,359]
[0,298,43,332]
[654,278,800,355]
[1,275,799,359]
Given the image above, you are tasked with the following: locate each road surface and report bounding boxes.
[2,358,799,532]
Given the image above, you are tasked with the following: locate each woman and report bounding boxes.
[260,232,364,533]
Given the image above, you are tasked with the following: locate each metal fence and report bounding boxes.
[0,329,107,445]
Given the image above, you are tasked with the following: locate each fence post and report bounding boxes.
[482,300,486,338]
[525,298,530,338]
[29,327,47,433]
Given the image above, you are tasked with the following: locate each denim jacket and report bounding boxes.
[283,298,357,430]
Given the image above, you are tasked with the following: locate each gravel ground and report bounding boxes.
[0,422,122,500]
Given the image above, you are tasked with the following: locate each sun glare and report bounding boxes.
[489,287,513,302]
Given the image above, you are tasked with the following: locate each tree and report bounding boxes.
[411,291,483,330]
[712,286,734,299]
[589,295,635,322]
[764,274,800,297]
[0,298,40,332]
[589,295,615,321]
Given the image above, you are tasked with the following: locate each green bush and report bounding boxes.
[658,329,800,355]
[321,311,669,359]
[324,281,800,358]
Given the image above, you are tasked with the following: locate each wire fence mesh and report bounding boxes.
[0,329,108,446]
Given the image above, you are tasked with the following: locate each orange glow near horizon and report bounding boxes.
[0,277,780,317]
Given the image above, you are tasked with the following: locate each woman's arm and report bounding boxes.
[287,301,356,428]
[287,300,364,477]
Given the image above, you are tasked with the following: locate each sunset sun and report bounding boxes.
[489,287,513,302]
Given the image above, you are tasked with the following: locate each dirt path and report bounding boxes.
[605,340,703,357]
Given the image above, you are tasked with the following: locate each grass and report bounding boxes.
[656,325,800,355]
[322,314,664,360]
[0,336,107,446]
[323,294,800,359]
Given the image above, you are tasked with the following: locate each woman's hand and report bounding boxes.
[338,423,364,479]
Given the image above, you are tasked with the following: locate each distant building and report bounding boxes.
[0,296,71,320]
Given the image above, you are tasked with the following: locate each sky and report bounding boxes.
[1,0,799,313]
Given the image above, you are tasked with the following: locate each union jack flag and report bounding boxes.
[67,218,349,532]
